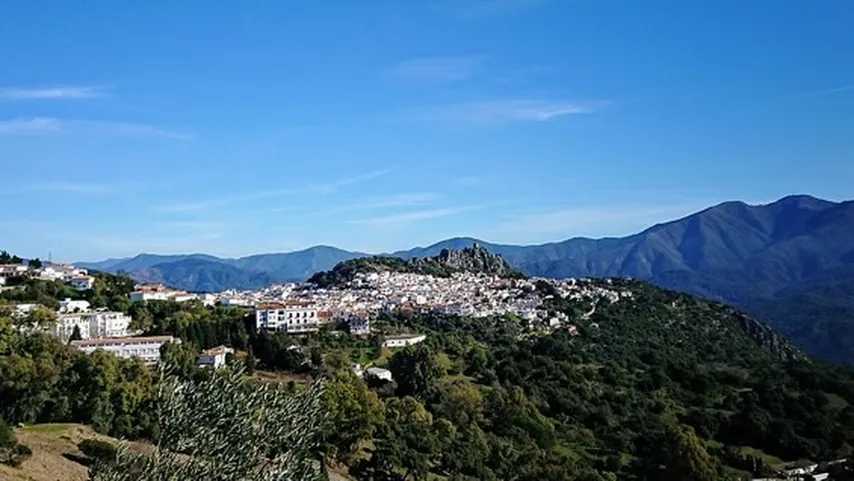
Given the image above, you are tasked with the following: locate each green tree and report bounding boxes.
[21,306,57,331]
[322,372,385,462]
[369,396,443,481]
[389,345,444,398]
[70,324,83,341]
[436,381,483,426]
[0,418,14,448]
[660,421,720,481]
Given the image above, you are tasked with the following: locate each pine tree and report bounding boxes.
[70,325,83,342]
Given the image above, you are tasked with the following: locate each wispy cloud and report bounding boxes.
[0,85,106,100]
[800,84,854,97]
[271,192,440,215]
[80,120,192,140]
[349,193,439,210]
[389,56,482,83]
[0,117,63,135]
[27,181,115,195]
[426,99,606,124]
[0,117,191,140]
[158,169,393,213]
[311,168,392,194]
[348,206,477,226]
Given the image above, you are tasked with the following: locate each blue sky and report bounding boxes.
[1,1,852,261]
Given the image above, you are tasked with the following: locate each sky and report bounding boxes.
[1,1,853,262]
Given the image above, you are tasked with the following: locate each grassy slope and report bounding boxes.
[0,424,145,481]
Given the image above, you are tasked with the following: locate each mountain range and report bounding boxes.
[77,194,854,364]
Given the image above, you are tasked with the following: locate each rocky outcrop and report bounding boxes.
[417,243,521,278]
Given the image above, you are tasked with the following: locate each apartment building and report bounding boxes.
[71,336,180,365]
[56,311,131,341]
[255,301,319,334]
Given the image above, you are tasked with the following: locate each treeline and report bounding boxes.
[0,317,158,439]
[0,251,23,264]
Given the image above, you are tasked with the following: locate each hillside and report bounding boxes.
[75,195,854,364]
[311,278,853,480]
[3,259,854,480]
[0,424,144,481]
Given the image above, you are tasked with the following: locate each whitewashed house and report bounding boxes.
[197,345,234,369]
[59,298,91,313]
[70,276,95,290]
[365,367,393,382]
[382,334,426,348]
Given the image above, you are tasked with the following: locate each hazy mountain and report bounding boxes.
[230,246,367,283]
[78,247,364,292]
[77,195,854,363]
[128,258,273,293]
[77,253,224,273]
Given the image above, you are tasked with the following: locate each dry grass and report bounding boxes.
[0,424,147,481]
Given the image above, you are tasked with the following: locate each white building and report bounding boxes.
[71,336,180,365]
[70,276,95,290]
[56,311,131,341]
[0,264,29,278]
[365,367,393,382]
[36,265,65,281]
[13,303,39,317]
[197,345,234,369]
[59,298,91,313]
[130,283,197,303]
[382,334,427,348]
[219,297,254,307]
[198,293,217,307]
[255,302,319,334]
[130,284,171,302]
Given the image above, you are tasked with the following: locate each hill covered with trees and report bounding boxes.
[3,252,854,480]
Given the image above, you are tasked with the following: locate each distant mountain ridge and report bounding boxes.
[77,246,366,290]
[77,194,854,363]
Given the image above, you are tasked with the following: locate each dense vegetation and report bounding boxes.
[3,257,854,480]
[0,315,159,439]
[310,281,854,480]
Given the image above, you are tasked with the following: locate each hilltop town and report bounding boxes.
[1,246,633,365]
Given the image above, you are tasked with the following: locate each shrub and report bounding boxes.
[79,439,118,462]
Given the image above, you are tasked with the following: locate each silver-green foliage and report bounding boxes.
[91,366,326,481]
